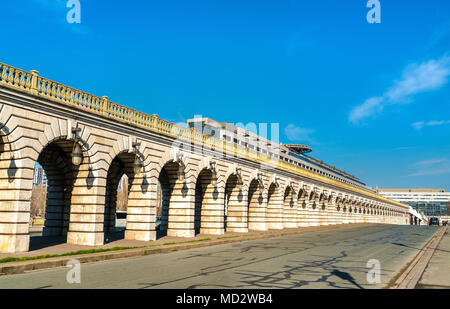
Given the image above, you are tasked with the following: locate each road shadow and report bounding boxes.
[29,235,67,251]
[330,269,364,289]
[105,229,126,244]
[392,242,450,254]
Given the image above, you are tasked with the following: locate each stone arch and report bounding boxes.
[158,159,189,238]
[148,148,195,239]
[37,139,78,238]
[103,150,150,242]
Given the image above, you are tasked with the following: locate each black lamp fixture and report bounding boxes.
[210,161,217,187]
[132,140,143,175]
[71,126,83,166]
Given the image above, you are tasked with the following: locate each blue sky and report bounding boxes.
[1,0,450,190]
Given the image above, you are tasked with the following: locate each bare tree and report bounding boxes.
[30,185,47,218]
[116,175,128,211]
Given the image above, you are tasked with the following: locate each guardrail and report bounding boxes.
[0,62,408,209]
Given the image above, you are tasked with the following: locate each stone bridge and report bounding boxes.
[0,63,409,253]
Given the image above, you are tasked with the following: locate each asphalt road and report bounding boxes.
[0,225,440,289]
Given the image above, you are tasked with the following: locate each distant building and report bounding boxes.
[376,188,450,217]
[33,166,47,186]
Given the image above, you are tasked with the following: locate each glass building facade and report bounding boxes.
[376,189,450,217]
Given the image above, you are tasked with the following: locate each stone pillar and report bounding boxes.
[0,157,33,253]
[283,188,298,228]
[226,186,249,233]
[348,204,355,224]
[199,184,225,236]
[125,173,156,241]
[355,206,362,223]
[342,203,349,224]
[267,186,283,229]
[67,168,105,247]
[248,190,267,231]
[328,196,337,225]
[168,181,195,238]
[297,192,309,227]
[309,195,320,227]
[335,202,343,224]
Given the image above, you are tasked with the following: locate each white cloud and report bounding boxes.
[414,158,446,166]
[411,120,450,130]
[349,56,450,125]
[411,121,425,131]
[284,124,315,143]
[385,58,450,103]
[394,146,415,151]
[348,97,384,125]
[409,167,450,176]
[409,158,450,176]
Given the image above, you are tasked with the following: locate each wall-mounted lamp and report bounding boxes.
[71,126,83,166]
[210,161,218,187]
[132,140,143,175]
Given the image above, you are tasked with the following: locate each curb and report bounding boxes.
[0,223,373,276]
[388,226,447,289]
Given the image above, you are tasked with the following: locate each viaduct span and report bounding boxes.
[0,63,409,253]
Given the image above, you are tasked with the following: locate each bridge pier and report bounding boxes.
[247,190,268,231]
[167,181,196,238]
[0,149,33,253]
[225,175,249,233]
[124,174,156,242]
[266,183,283,230]
[283,186,298,228]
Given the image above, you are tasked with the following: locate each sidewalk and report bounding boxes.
[0,223,373,276]
[417,226,450,289]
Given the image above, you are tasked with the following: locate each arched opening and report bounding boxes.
[158,160,197,238]
[104,152,140,242]
[158,162,178,238]
[224,174,247,233]
[267,182,283,229]
[29,139,79,249]
[194,168,223,235]
[247,179,266,231]
[283,186,297,228]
